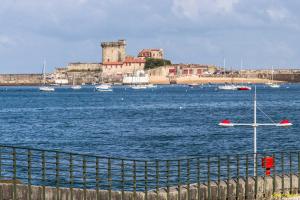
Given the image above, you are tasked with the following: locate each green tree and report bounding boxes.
[144,58,171,69]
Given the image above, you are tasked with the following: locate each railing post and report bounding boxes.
[272,154,276,195]
[208,156,211,200]
[55,152,60,200]
[281,152,284,195]
[298,152,300,194]
[289,152,292,194]
[227,155,230,200]
[69,154,74,200]
[96,157,100,200]
[133,160,137,200]
[178,160,181,200]
[197,158,200,200]
[166,160,170,200]
[187,159,190,200]
[42,151,46,200]
[0,147,2,180]
[144,161,148,200]
[218,156,221,200]
[156,160,159,199]
[236,155,239,200]
[245,154,249,200]
[12,148,17,200]
[255,153,258,199]
[108,158,112,200]
[83,156,87,200]
[27,149,32,200]
[121,159,124,200]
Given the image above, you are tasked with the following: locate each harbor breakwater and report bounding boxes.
[0,175,299,199]
[0,73,299,85]
[0,74,42,86]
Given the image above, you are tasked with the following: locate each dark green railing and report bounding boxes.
[0,145,300,199]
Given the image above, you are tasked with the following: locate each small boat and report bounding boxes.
[39,86,55,92]
[131,85,147,90]
[218,85,237,90]
[71,74,81,90]
[237,86,252,91]
[267,66,280,88]
[71,85,82,90]
[269,84,280,88]
[147,84,157,88]
[39,61,55,92]
[237,60,251,91]
[95,84,113,92]
[188,83,199,87]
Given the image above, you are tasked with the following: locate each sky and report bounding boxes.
[0,0,300,73]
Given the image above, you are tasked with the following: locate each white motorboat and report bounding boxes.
[39,86,55,92]
[269,84,280,88]
[146,84,157,88]
[218,85,237,90]
[131,85,147,90]
[71,85,82,90]
[95,84,113,92]
[39,61,55,92]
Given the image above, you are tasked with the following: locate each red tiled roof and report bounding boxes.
[124,56,145,63]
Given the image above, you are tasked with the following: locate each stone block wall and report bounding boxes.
[0,175,299,199]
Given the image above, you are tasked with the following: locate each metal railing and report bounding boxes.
[0,145,300,199]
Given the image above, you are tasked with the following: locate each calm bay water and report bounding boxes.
[0,84,299,159]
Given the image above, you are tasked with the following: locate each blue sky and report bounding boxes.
[0,0,299,73]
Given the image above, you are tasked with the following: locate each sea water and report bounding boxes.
[0,84,298,159]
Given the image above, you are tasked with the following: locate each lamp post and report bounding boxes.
[219,86,292,175]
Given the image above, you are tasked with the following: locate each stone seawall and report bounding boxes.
[0,74,42,86]
[274,73,300,82]
[0,175,299,200]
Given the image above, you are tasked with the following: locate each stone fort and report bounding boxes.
[101,39,127,63]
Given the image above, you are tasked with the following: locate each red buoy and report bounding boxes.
[219,119,234,127]
[277,119,293,127]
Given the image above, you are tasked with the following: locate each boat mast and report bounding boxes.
[240,59,243,85]
[223,58,226,78]
[271,66,274,84]
[43,60,46,85]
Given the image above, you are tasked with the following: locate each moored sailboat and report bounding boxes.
[39,61,55,92]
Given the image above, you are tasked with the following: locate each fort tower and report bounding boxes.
[101,39,126,63]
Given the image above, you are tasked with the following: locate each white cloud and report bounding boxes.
[266,7,289,21]
[0,35,15,47]
[172,0,239,19]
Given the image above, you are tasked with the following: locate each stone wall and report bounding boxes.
[1,175,299,200]
[0,74,43,85]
